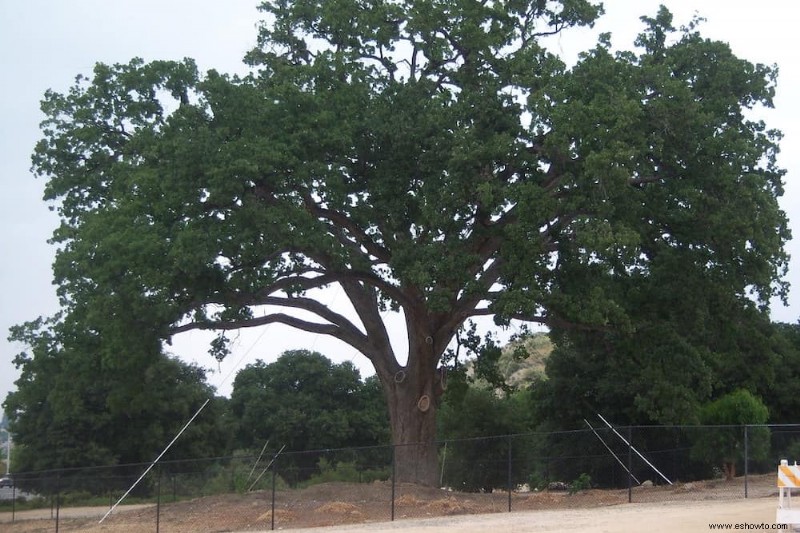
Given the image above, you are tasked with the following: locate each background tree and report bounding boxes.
[530,307,783,485]
[3,316,227,481]
[230,350,389,452]
[533,305,799,431]
[762,323,800,424]
[535,306,780,431]
[29,2,787,485]
[691,389,770,480]
[438,384,535,491]
[0,412,9,474]
[230,350,388,484]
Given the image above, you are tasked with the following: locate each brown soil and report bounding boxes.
[0,474,781,532]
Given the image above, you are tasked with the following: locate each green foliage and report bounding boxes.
[691,390,770,480]
[437,385,537,491]
[447,322,515,393]
[569,473,592,494]
[699,389,769,426]
[59,490,94,506]
[0,496,41,513]
[3,316,228,479]
[439,386,536,442]
[443,328,552,397]
[526,467,551,492]
[784,441,800,464]
[762,323,800,424]
[299,458,389,487]
[199,460,251,495]
[533,300,792,433]
[230,350,389,452]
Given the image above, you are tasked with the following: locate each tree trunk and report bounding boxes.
[388,386,439,486]
[379,343,443,486]
[723,461,736,481]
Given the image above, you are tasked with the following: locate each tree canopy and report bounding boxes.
[24,1,788,484]
[692,389,770,480]
[230,350,388,451]
[3,316,226,474]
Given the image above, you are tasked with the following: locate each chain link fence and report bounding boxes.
[1,424,798,531]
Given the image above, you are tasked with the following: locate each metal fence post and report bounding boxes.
[507,435,512,512]
[55,475,61,533]
[157,465,162,533]
[391,444,396,522]
[271,455,277,532]
[744,425,749,499]
[627,426,633,504]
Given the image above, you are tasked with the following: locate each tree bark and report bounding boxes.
[723,461,736,481]
[378,338,443,486]
[386,382,439,486]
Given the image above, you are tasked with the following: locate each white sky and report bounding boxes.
[1,1,799,405]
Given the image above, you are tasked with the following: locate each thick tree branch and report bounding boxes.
[540,210,592,242]
[436,257,505,343]
[255,272,339,296]
[464,307,496,317]
[259,295,366,338]
[302,193,391,262]
[273,235,413,312]
[170,312,373,355]
[174,293,376,358]
[339,280,397,372]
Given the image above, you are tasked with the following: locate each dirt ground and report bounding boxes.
[273,499,780,533]
[0,474,790,532]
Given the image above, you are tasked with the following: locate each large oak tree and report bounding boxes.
[29,2,787,484]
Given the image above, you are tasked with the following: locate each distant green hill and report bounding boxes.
[498,333,553,387]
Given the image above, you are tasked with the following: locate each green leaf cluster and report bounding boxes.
[690,390,770,479]
[229,350,389,452]
[3,316,227,476]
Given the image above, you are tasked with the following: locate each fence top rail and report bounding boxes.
[621,423,800,430]
[8,423,800,479]
[11,460,152,478]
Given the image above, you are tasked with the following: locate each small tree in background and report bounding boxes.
[3,316,229,494]
[230,350,389,452]
[230,350,390,483]
[691,389,770,480]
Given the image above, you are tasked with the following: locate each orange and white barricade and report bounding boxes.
[777,459,800,526]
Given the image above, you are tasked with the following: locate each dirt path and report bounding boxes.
[251,498,779,533]
[0,503,154,523]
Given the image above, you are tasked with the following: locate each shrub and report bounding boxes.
[569,473,592,495]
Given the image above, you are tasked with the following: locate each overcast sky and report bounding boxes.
[2,1,799,407]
